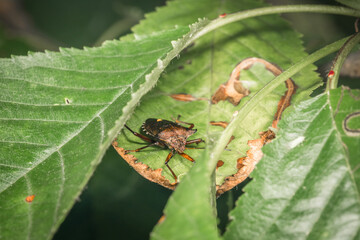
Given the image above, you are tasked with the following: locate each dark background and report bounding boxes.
[0,0,357,239]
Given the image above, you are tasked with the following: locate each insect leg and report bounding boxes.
[186,138,204,145]
[124,124,164,153]
[165,151,178,184]
[179,152,196,163]
[124,124,153,143]
[174,115,194,129]
[125,142,158,154]
[185,138,205,150]
[185,147,205,150]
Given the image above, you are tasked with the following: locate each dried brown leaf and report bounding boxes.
[216,130,275,196]
[112,141,176,190]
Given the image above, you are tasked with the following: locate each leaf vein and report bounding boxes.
[21,65,148,74]
[0,118,88,123]
[24,175,33,240]
[0,163,29,170]
[64,46,170,58]
[0,140,51,147]
[1,76,131,90]
[0,99,109,107]
[49,150,65,239]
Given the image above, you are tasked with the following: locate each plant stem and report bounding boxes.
[193,5,360,41]
[209,36,350,168]
[326,32,360,91]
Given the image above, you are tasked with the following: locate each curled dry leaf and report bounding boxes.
[112,141,176,190]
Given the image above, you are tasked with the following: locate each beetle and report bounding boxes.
[123,116,204,184]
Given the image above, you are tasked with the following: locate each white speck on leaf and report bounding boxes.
[288,136,305,149]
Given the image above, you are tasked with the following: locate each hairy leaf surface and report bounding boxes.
[224,87,360,239]
[0,25,199,239]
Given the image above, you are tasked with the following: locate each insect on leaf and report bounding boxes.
[116,0,321,190]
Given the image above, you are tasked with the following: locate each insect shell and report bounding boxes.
[142,118,196,153]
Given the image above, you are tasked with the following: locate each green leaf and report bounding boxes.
[115,0,322,239]
[151,149,220,240]
[0,25,199,239]
[224,87,360,240]
[3,0,358,239]
[337,0,360,10]
[329,86,360,191]
[117,0,321,188]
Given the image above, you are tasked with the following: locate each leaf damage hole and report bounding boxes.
[65,98,71,104]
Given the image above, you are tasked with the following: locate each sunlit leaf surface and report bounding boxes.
[224,87,360,240]
[0,27,192,239]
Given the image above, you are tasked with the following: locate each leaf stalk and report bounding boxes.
[326,32,360,91]
[192,5,360,42]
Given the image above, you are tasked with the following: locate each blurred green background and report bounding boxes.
[0,0,358,239]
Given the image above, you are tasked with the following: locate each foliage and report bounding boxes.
[0,0,359,239]
[225,88,360,239]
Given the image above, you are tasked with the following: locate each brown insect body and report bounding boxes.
[142,119,196,153]
[124,117,203,184]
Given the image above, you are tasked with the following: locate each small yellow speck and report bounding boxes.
[157,119,162,122]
